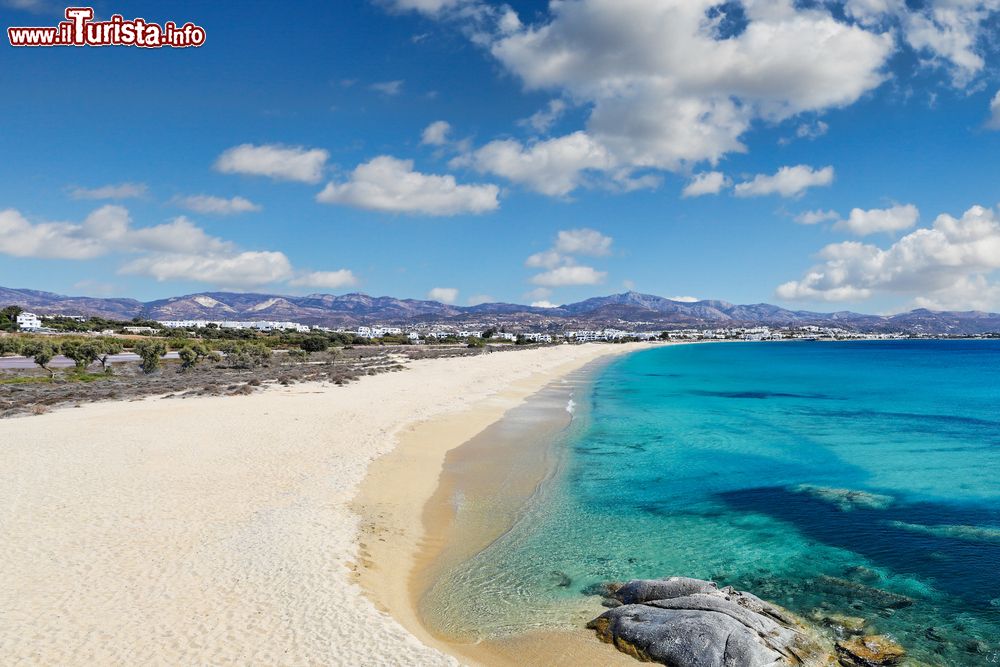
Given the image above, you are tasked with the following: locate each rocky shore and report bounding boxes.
[588,577,909,667]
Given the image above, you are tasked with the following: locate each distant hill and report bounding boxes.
[2,285,999,334]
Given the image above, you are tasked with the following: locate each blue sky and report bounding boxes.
[2,0,1000,313]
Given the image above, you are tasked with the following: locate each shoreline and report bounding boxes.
[354,343,670,665]
[0,342,653,666]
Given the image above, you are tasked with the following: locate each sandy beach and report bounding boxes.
[0,343,646,666]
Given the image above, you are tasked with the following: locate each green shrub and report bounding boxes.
[134,339,167,374]
[221,341,272,369]
[0,336,23,356]
[300,336,329,353]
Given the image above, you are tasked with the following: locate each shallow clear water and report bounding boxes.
[422,341,1000,664]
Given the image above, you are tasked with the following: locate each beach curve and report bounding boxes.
[0,343,649,666]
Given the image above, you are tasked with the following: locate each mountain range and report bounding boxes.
[2,285,1000,334]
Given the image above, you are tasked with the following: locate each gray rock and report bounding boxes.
[614,577,720,605]
[588,577,839,667]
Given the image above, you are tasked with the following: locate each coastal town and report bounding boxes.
[4,307,933,344]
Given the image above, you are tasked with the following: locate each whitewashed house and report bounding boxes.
[16,312,42,331]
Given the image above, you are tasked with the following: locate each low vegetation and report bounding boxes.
[0,340,532,419]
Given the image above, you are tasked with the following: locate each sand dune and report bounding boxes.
[0,344,640,666]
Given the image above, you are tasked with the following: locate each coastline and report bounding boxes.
[355,343,668,666]
[0,342,652,666]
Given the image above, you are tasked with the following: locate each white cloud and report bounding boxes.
[388,0,1000,198]
[175,194,261,215]
[215,143,329,184]
[380,0,472,16]
[911,275,1000,311]
[428,287,459,303]
[845,0,1000,85]
[530,265,606,287]
[777,204,1000,308]
[525,249,567,269]
[121,251,293,288]
[70,182,147,200]
[0,204,329,290]
[554,228,613,256]
[520,99,567,134]
[669,296,700,303]
[0,208,105,259]
[317,156,499,215]
[835,204,919,236]
[796,209,841,225]
[123,216,234,255]
[462,131,612,197]
[531,300,559,308]
[525,287,552,301]
[289,270,359,290]
[682,171,730,198]
[987,90,1000,130]
[370,80,404,96]
[0,205,232,260]
[480,0,891,190]
[797,120,830,140]
[421,120,452,146]
[525,228,613,286]
[734,165,834,198]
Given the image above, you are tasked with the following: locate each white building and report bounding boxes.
[568,330,604,342]
[159,319,310,333]
[356,326,403,339]
[16,312,42,331]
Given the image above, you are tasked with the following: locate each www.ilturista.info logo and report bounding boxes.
[8,7,206,48]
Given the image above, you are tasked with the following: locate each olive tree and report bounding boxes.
[22,339,56,378]
[60,339,99,371]
[134,339,167,374]
[93,339,124,373]
[178,343,217,370]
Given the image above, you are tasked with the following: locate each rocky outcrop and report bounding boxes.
[835,635,906,666]
[587,577,840,666]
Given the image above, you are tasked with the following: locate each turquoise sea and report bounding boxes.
[422,341,1000,665]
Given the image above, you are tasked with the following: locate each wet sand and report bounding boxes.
[355,350,655,665]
